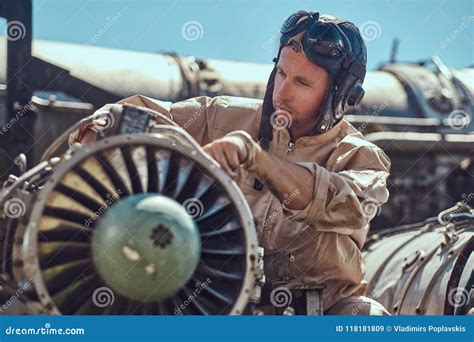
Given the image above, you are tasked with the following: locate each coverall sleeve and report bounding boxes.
[281,138,391,234]
[118,94,217,146]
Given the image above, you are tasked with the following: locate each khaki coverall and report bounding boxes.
[77,94,392,315]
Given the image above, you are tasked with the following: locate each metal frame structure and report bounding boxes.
[0,0,120,176]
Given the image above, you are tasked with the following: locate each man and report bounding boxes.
[70,11,391,315]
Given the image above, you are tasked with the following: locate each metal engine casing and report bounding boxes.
[0,105,260,315]
[364,203,473,315]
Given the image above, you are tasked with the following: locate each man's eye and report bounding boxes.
[277,70,286,76]
[298,80,309,86]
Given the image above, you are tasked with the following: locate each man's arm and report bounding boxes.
[203,135,314,204]
[69,94,214,146]
[254,146,315,210]
[204,133,391,233]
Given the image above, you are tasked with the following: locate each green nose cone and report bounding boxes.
[92,194,201,302]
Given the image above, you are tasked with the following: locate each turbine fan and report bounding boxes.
[22,131,258,315]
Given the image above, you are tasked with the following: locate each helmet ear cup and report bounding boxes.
[332,75,364,118]
[347,81,365,107]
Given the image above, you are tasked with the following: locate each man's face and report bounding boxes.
[272,46,330,129]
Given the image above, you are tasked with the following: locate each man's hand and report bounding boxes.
[202,136,248,178]
[68,124,97,146]
[68,104,115,146]
[204,134,314,211]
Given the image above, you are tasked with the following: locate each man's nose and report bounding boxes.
[275,79,294,104]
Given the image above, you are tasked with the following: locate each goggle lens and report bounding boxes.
[304,23,348,58]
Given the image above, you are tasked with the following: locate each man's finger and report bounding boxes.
[81,129,98,145]
[222,145,240,172]
[212,149,236,178]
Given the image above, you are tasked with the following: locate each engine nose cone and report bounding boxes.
[92,194,201,301]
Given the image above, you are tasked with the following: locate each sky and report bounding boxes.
[0,0,473,70]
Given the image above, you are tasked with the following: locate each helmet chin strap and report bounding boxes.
[254,67,277,191]
[308,77,336,135]
[257,67,277,152]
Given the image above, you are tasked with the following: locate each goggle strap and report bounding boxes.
[280,15,318,47]
[347,60,365,79]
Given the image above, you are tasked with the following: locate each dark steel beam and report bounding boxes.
[1,0,35,178]
[0,1,5,18]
